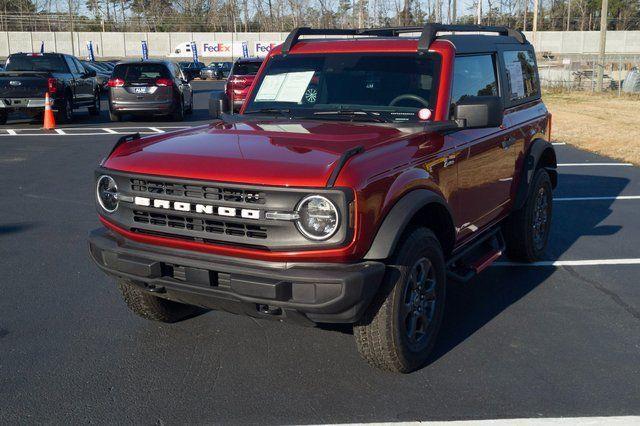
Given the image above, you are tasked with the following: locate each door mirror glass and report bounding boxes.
[453,96,504,129]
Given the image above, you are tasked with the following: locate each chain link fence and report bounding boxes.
[538,54,640,94]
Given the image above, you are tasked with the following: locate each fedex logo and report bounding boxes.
[203,43,231,53]
[255,42,277,53]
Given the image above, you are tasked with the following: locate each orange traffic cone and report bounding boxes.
[43,92,56,130]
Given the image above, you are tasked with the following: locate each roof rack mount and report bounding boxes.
[281,23,526,55]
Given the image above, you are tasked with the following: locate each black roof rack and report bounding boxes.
[281,23,526,55]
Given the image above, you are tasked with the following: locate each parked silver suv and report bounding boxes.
[107,60,193,122]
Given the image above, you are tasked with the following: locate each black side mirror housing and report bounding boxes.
[209,90,229,119]
[85,69,97,78]
[453,96,504,129]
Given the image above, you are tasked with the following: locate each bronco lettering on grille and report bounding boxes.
[131,196,260,219]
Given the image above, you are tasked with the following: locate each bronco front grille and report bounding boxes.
[130,179,265,204]
[132,210,268,239]
[98,168,351,251]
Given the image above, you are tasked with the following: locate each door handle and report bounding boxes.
[501,137,517,149]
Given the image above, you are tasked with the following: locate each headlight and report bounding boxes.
[295,195,339,240]
[96,175,118,213]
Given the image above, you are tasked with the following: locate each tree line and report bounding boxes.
[0,0,638,32]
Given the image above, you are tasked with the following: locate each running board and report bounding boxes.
[446,228,505,282]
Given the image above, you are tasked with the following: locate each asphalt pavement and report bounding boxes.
[1,81,639,424]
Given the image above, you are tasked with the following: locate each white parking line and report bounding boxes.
[558,163,633,167]
[356,416,640,425]
[495,258,640,267]
[0,125,192,136]
[554,195,640,201]
[552,142,566,145]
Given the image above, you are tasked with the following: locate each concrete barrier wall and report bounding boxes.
[1,31,639,58]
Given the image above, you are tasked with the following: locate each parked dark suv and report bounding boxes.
[90,25,556,373]
[107,60,193,121]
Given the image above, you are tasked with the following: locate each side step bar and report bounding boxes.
[446,227,505,282]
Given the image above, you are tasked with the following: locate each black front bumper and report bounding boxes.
[88,228,385,325]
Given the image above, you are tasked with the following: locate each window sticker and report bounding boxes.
[254,71,315,103]
[506,60,525,100]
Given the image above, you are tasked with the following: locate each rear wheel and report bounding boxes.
[0,111,7,125]
[117,279,200,323]
[88,92,101,116]
[354,228,446,373]
[504,168,553,262]
[55,95,73,123]
[171,97,185,121]
[109,110,121,122]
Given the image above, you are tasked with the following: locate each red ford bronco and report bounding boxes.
[89,24,557,373]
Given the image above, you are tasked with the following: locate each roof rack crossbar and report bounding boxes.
[281,23,526,56]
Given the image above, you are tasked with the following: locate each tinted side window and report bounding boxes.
[72,57,85,74]
[503,50,539,102]
[451,55,498,104]
[64,56,79,73]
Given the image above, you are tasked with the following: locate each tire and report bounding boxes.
[109,110,121,122]
[171,97,185,121]
[117,279,200,323]
[88,92,101,116]
[354,228,446,373]
[0,111,7,125]
[504,168,553,262]
[55,95,73,124]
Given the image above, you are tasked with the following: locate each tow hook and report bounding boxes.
[146,284,166,293]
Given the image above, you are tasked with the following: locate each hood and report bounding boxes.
[103,119,409,187]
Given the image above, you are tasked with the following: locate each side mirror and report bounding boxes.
[453,96,504,129]
[85,69,97,78]
[209,90,229,119]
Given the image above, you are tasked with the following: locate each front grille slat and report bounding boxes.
[130,178,265,205]
[132,210,268,240]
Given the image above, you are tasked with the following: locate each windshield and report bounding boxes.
[243,53,440,123]
[5,54,68,72]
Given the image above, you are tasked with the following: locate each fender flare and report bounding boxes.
[364,189,454,260]
[513,138,557,210]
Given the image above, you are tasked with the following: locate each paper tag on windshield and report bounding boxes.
[275,71,315,103]
[254,71,315,103]
[255,74,286,101]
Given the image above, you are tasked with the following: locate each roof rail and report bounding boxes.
[280,23,526,55]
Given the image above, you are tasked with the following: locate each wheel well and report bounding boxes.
[405,202,456,257]
[537,146,558,188]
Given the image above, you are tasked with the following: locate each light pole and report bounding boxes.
[596,0,608,91]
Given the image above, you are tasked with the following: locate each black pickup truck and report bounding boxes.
[0,52,101,124]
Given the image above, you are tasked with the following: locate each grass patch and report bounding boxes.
[543,90,640,165]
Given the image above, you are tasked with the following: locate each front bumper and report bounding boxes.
[89,228,385,325]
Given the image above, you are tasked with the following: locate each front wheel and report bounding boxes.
[354,228,446,373]
[504,168,553,262]
[117,279,201,323]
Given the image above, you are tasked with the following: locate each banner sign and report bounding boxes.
[87,41,95,61]
[190,41,198,63]
[141,40,149,60]
[242,41,249,58]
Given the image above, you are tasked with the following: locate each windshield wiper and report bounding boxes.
[312,108,388,123]
[243,108,292,117]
